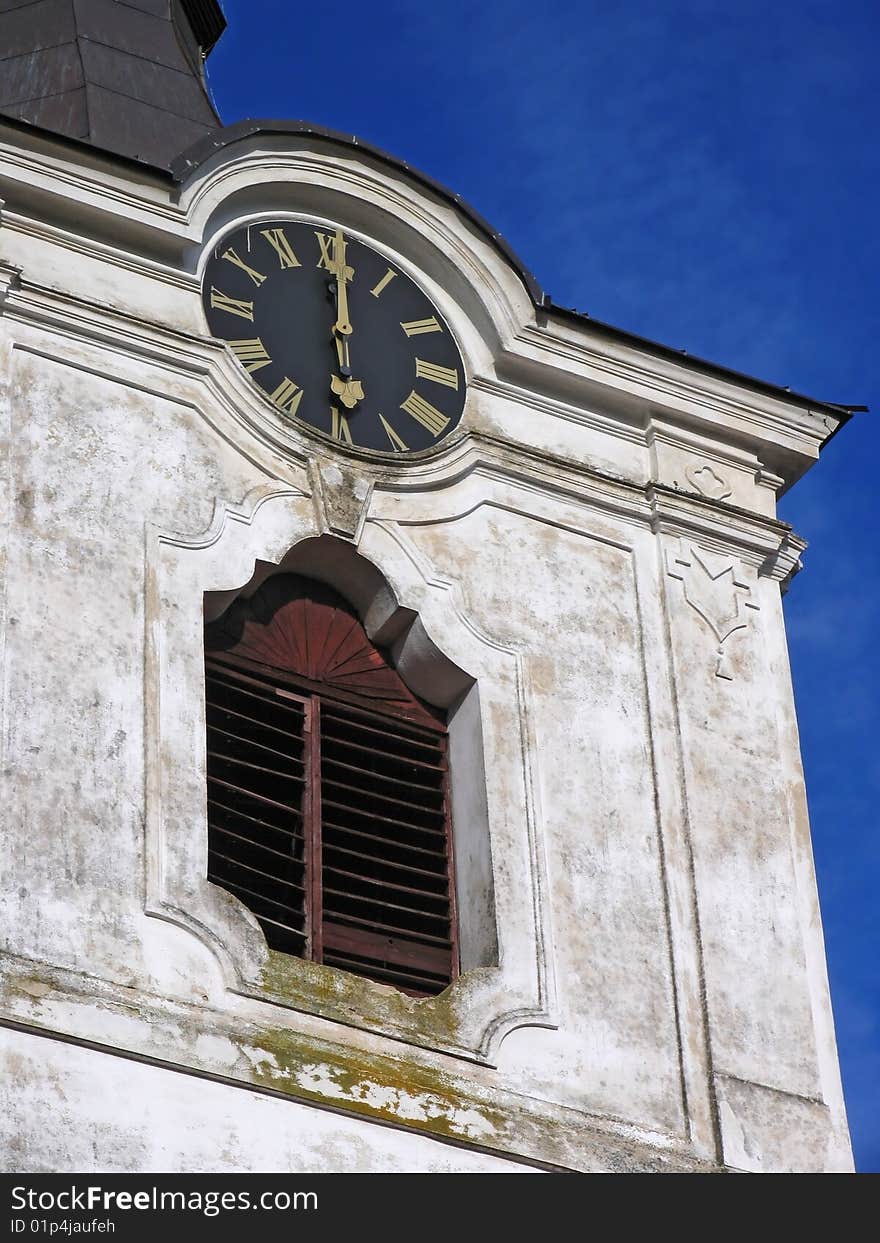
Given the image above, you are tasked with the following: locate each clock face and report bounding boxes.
[201,218,466,454]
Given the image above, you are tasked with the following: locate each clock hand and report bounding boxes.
[326,229,364,410]
[330,371,364,410]
[334,329,351,376]
[328,228,354,337]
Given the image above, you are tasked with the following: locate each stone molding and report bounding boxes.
[0,953,720,1174]
[0,280,808,580]
[307,457,373,543]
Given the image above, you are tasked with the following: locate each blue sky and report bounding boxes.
[207,0,879,1170]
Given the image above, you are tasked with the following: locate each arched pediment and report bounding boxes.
[176,122,538,368]
[173,119,543,302]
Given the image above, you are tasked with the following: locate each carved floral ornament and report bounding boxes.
[685,462,733,501]
[666,540,759,680]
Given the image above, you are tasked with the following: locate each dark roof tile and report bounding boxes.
[79,38,218,124]
[1,0,76,58]
[0,43,82,107]
[85,81,214,164]
[74,0,195,71]
[8,84,88,137]
[0,0,224,167]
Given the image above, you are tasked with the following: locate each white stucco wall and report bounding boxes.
[0,121,852,1172]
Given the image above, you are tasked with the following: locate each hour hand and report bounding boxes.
[333,328,350,373]
[331,331,365,407]
[331,374,364,410]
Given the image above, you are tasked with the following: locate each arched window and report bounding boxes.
[203,573,458,997]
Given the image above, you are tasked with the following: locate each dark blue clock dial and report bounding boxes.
[202,219,466,454]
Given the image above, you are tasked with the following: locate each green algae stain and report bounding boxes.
[258,950,479,1052]
[241,1022,502,1144]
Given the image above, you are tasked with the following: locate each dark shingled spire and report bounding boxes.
[0,0,226,169]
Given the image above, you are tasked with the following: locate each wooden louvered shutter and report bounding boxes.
[319,701,456,995]
[204,661,310,956]
[204,574,458,997]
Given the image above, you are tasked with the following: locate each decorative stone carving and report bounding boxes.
[667,540,758,680]
[685,462,733,501]
[308,457,373,542]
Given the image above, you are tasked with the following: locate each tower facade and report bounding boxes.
[0,3,853,1172]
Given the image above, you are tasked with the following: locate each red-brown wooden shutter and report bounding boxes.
[320,700,456,995]
[204,575,458,997]
[205,661,310,955]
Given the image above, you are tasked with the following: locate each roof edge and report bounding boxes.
[170,118,546,293]
[1,113,864,436]
[0,112,176,182]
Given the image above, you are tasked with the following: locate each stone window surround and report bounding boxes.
[145,484,557,1063]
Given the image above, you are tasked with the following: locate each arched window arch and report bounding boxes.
[204,573,458,997]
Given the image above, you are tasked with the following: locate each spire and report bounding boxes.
[0,0,227,169]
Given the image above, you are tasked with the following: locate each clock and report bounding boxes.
[201,218,466,454]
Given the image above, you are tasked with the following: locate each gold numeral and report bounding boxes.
[261,228,301,269]
[414,359,459,389]
[210,287,254,321]
[371,268,397,298]
[378,414,409,452]
[227,338,272,373]
[315,231,335,271]
[400,390,449,437]
[401,316,442,337]
[221,248,266,287]
[331,407,353,444]
[270,377,304,416]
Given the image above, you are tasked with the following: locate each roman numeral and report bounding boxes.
[261,228,301,269]
[221,248,266,287]
[400,390,449,437]
[414,359,459,389]
[269,377,304,416]
[401,316,442,337]
[315,231,335,271]
[331,408,353,444]
[378,414,409,452]
[370,268,397,298]
[210,288,254,321]
[227,338,272,373]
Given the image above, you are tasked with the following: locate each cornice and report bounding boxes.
[646,484,805,578]
[508,323,836,478]
[0,273,804,575]
[0,208,198,294]
[0,953,722,1174]
[471,374,647,447]
[0,258,20,308]
[0,128,854,480]
[0,134,180,233]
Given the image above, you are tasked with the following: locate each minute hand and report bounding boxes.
[330,229,353,337]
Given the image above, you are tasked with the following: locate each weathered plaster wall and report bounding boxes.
[0,124,852,1172]
[1,1028,534,1173]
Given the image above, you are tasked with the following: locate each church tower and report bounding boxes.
[0,2,854,1172]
